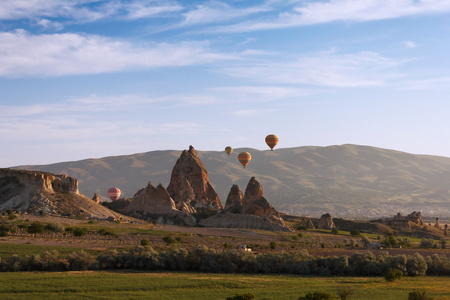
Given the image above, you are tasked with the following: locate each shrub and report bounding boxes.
[408,291,433,300]
[350,230,361,237]
[331,228,339,234]
[223,242,234,249]
[384,268,403,282]
[298,291,337,300]
[175,236,182,242]
[67,251,94,271]
[420,239,434,249]
[226,293,255,300]
[294,224,308,230]
[8,214,17,220]
[72,227,88,237]
[140,239,150,246]
[44,223,65,233]
[163,235,176,245]
[336,287,354,300]
[269,241,277,249]
[27,222,45,234]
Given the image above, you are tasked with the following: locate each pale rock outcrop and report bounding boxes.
[224,184,243,214]
[167,146,223,210]
[199,212,291,232]
[406,211,424,225]
[434,218,440,229]
[242,177,285,227]
[92,193,100,203]
[0,168,126,220]
[318,213,335,229]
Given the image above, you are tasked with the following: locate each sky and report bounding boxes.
[1,0,450,167]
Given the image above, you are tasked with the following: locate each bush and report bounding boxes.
[67,251,94,271]
[350,230,361,237]
[294,224,308,230]
[336,287,354,300]
[141,239,150,246]
[226,293,255,300]
[27,222,45,234]
[420,239,434,249]
[331,228,339,234]
[298,291,337,300]
[269,241,277,249]
[223,242,234,249]
[163,235,176,245]
[408,291,433,300]
[384,268,403,282]
[8,214,17,220]
[72,227,88,237]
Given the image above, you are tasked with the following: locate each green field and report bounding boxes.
[0,271,449,300]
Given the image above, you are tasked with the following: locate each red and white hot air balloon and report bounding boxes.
[107,187,121,201]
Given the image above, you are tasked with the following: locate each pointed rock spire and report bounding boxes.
[167,145,223,210]
[224,184,243,214]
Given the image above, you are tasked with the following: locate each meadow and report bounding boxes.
[1,271,449,300]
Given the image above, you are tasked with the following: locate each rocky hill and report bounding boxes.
[14,144,450,218]
[0,168,126,220]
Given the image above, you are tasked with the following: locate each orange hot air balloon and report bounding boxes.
[107,187,121,201]
[265,134,279,151]
[225,146,233,156]
[238,152,251,168]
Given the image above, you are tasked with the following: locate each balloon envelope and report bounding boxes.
[225,146,233,156]
[108,187,121,201]
[265,134,279,151]
[238,152,251,168]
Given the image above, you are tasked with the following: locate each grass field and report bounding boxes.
[0,271,449,300]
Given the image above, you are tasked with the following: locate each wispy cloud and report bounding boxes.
[219,51,402,88]
[0,0,182,23]
[402,40,417,48]
[209,0,450,33]
[0,30,237,77]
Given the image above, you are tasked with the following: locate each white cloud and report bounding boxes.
[219,51,402,88]
[210,86,314,102]
[0,30,237,77]
[402,40,417,48]
[35,18,64,31]
[210,0,450,33]
[233,109,274,117]
[181,1,269,26]
[0,0,182,22]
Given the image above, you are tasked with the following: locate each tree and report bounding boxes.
[384,268,403,282]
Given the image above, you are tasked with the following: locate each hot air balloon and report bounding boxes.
[107,187,121,201]
[238,152,251,168]
[265,134,279,151]
[225,146,233,156]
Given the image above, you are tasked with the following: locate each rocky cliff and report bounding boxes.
[224,184,243,214]
[242,177,285,227]
[126,182,176,214]
[0,168,125,220]
[167,145,223,210]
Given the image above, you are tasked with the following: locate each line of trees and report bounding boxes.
[1,246,449,276]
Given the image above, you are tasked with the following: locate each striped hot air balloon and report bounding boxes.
[265,134,279,151]
[225,146,233,156]
[238,152,251,168]
[107,187,121,201]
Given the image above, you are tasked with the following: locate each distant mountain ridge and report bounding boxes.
[15,144,450,218]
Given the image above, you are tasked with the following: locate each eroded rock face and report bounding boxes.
[224,184,243,214]
[0,168,125,220]
[167,146,223,210]
[406,211,424,225]
[242,177,285,226]
[434,218,440,229]
[318,213,335,229]
[92,193,100,203]
[126,182,176,215]
[199,212,291,232]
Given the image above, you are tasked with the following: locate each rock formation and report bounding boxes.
[0,168,126,220]
[318,213,335,229]
[242,177,285,226]
[167,146,223,210]
[445,224,448,236]
[434,218,440,229]
[307,219,315,229]
[199,212,291,232]
[125,182,196,226]
[406,211,424,225]
[224,184,243,214]
[92,193,100,203]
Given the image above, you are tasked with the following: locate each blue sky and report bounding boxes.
[1,0,450,167]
